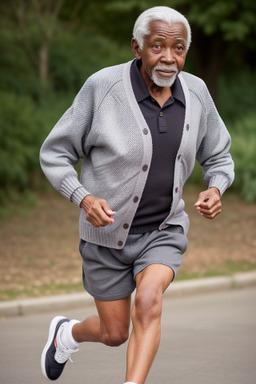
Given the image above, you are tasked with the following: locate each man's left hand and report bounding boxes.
[194,187,221,219]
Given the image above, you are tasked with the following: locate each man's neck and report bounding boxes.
[148,81,172,108]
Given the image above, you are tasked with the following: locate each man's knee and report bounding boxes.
[132,287,162,329]
[101,325,129,347]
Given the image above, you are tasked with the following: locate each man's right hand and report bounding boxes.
[81,195,116,227]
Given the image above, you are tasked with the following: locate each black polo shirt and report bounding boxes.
[129,59,185,234]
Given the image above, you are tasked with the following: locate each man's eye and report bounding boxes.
[152,44,161,50]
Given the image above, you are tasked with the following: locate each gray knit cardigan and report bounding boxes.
[40,60,234,249]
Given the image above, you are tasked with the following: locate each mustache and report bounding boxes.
[153,66,178,73]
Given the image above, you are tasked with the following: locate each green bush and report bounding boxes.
[0,91,74,205]
[0,24,40,99]
[228,114,256,203]
[0,93,40,190]
[50,28,132,93]
[219,72,256,123]
[186,114,256,203]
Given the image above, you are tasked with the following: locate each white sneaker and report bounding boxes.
[54,321,79,364]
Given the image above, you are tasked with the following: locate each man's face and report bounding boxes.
[132,20,187,88]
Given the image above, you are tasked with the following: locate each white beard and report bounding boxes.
[151,66,177,87]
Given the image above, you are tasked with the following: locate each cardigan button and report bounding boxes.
[143,128,149,135]
[117,241,123,247]
[133,196,139,203]
[177,154,181,160]
[142,164,148,172]
[123,223,129,230]
[175,187,178,193]
[186,124,190,131]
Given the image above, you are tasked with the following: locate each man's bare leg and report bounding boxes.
[126,264,174,384]
[72,296,131,346]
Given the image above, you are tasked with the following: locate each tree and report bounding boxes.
[12,0,67,98]
[183,0,256,102]
[2,0,256,102]
[0,0,73,98]
[77,0,256,103]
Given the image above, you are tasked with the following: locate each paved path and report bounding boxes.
[1,287,256,384]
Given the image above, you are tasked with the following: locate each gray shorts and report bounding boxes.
[79,225,188,301]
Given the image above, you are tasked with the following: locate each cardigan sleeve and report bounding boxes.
[196,83,235,196]
[39,76,96,205]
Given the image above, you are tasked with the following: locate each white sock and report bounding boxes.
[124,382,137,384]
[59,319,81,349]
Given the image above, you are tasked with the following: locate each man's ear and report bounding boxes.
[131,38,142,59]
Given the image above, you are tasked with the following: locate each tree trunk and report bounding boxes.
[39,41,49,97]
[192,29,226,106]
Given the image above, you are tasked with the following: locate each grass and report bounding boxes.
[176,260,256,281]
[0,191,38,222]
[0,282,84,302]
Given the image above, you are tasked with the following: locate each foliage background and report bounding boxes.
[0,0,256,217]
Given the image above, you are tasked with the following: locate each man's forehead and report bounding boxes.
[147,20,187,40]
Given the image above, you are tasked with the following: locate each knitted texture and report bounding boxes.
[40,60,234,249]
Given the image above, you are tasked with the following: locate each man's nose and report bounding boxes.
[161,48,175,63]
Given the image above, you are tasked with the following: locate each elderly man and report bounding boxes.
[40,6,234,384]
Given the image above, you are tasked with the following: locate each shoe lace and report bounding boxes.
[55,346,78,364]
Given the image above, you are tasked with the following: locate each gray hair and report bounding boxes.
[133,6,191,51]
